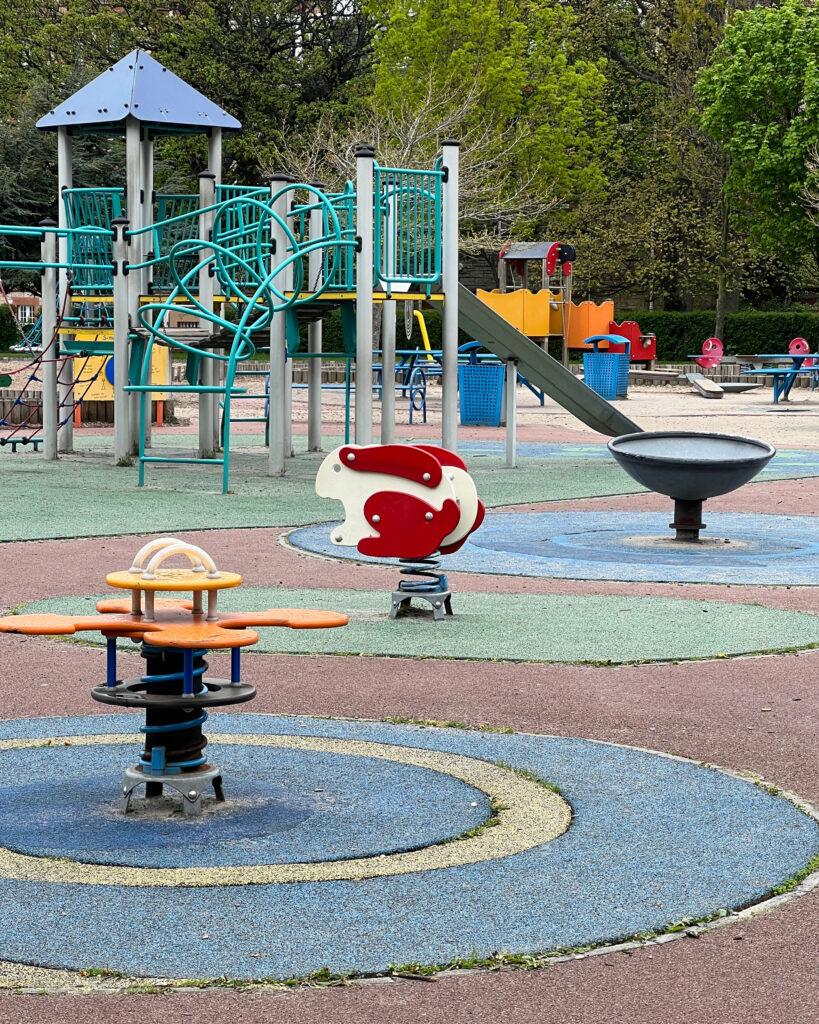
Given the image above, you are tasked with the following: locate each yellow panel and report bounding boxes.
[566,300,614,349]
[73,346,170,402]
[548,291,564,336]
[521,290,551,337]
[69,329,110,341]
[476,289,526,333]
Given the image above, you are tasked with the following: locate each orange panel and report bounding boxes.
[566,301,615,349]
[96,598,194,614]
[548,291,564,336]
[219,609,350,630]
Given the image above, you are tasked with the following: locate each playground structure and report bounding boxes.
[316,443,484,619]
[0,49,647,491]
[0,537,348,815]
[476,243,657,367]
[0,49,463,492]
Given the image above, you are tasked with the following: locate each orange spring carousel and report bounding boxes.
[0,537,348,815]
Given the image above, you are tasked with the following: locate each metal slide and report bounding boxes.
[458,284,642,437]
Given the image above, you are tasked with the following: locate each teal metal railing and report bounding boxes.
[132,183,358,491]
[150,194,198,291]
[1,161,446,485]
[324,183,356,290]
[63,187,124,294]
[212,185,268,293]
[374,162,443,293]
[0,223,113,279]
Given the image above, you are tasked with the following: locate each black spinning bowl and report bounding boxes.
[607,432,776,501]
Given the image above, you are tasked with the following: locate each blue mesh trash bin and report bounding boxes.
[608,340,631,397]
[583,352,621,400]
[458,362,506,425]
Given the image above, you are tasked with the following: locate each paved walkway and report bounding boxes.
[0,400,816,1022]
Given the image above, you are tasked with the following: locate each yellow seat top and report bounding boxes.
[106,569,243,592]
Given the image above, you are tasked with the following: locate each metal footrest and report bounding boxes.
[121,763,224,817]
[390,589,453,621]
[91,677,256,709]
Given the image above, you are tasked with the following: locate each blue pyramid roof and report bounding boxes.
[37,49,241,135]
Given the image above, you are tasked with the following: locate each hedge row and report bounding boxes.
[624,311,819,362]
[6,300,806,361]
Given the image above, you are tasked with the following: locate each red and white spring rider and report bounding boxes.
[316,444,485,620]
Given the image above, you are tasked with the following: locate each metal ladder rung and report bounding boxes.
[140,455,225,466]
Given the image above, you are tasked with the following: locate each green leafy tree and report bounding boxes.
[361,0,611,246]
[0,1,376,185]
[562,0,783,326]
[697,0,819,277]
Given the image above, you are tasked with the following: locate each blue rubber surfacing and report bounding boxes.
[0,746,489,868]
[290,511,819,585]
[0,714,815,980]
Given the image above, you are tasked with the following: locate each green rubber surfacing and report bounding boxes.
[2,434,818,543]
[17,589,819,664]
[0,447,642,542]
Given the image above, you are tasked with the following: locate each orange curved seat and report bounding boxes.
[0,613,86,635]
[0,606,349,646]
[147,622,260,649]
[219,609,350,630]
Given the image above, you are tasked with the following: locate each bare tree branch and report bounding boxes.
[261,70,559,254]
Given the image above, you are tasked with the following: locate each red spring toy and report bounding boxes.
[316,444,485,620]
[695,337,723,369]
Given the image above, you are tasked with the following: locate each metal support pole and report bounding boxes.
[562,266,572,368]
[505,359,517,468]
[355,145,375,445]
[208,129,223,185]
[307,184,324,451]
[112,218,131,464]
[125,116,142,455]
[381,299,396,443]
[671,498,706,543]
[198,172,217,459]
[284,348,294,458]
[140,133,154,451]
[282,181,295,460]
[206,129,223,451]
[379,185,398,445]
[141,133,153,297]
[268,176,290,476]
[39,222,58,461]
[56,127,74,452]
[441,140,460,451]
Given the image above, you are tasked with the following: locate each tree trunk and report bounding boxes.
[714,194,730,342]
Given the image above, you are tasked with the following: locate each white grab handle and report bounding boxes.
[128,538,220,580]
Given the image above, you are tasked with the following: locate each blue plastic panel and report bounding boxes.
[37,49,240,134]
